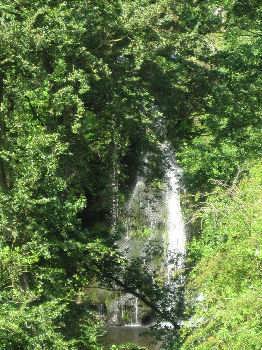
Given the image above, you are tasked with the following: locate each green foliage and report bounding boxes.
[181,163,262,349]
[175,0,262,192]
[1,0,187,346]
[0,0,261,349]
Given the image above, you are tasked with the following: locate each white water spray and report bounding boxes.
[126,177,145,240]
[134,297,139,325]
[110,143,186,325]
[162,143,186,282]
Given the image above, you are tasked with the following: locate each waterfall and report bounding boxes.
[134,297,139,326]
[98,303,106,319]
[163,143,186,282]
[109,143,186,326]
[126,177,145,240]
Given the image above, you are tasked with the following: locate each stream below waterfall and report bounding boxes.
[102,326,161,349]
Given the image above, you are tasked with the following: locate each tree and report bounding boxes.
[176,0,262,192]
[0,0,206,347]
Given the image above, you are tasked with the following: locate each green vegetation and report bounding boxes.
[0,0,261,349]
[181,163,262,349]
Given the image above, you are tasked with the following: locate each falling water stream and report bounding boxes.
[103,143,186,348]
[163,143,186,282]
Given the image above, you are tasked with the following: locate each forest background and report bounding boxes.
[0,0,261,349]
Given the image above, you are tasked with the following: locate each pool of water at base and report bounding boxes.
[101,325,161,350]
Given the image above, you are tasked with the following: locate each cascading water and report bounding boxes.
[134,297,139,325]
[126,177,145,240]
[162,143,186,283]
[108,143,186,327]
